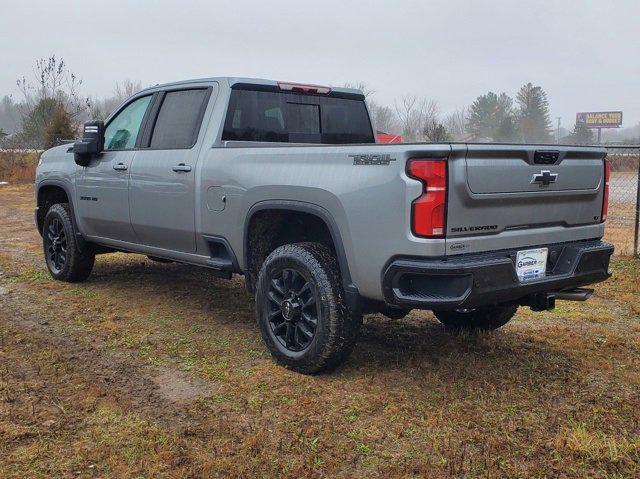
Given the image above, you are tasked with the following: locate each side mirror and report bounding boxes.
[73,121,105,166]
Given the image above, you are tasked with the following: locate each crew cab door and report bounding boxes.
[75,94,153,242]
[128,87,213,253]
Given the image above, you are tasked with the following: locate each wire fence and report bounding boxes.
[604,145,640,256]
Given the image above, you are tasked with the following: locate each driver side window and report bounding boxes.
[104,95,152,150]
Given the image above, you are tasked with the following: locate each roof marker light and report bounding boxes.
[277,82,331,95]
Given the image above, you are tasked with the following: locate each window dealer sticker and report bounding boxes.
[515,248,548,282]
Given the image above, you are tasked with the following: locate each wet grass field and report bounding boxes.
[1,184,638,478]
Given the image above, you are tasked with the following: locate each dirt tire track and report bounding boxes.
[1,284,211,432]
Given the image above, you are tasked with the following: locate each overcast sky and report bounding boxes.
[2,0,639,128]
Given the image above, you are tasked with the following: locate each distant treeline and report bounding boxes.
[0,56,638,149]
[365,83,639,145]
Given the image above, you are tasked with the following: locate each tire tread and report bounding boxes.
[43,203,95,282]
[255,242,361,374]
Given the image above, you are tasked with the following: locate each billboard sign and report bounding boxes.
[576,111,623,129]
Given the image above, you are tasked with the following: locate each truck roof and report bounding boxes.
[139,77,364,97]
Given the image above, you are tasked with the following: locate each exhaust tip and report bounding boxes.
[555,288,594,302]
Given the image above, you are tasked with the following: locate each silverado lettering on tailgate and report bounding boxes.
[349,154,397,165]
[450,224,498,233]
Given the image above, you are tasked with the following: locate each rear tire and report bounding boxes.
[434,304,518,332]
[255,242,362,374]
[42,203,95,282]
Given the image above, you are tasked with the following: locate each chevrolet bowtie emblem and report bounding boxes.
[531,170,558,186]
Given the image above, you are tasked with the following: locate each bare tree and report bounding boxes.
[417,98,439,140]
[368,101,398,133]
[115,79,143,101]
[394,96,439,142]
[17,56,89,122]
[423,118,451,142]
[394,95,418,141]
[13,56,90,148]
[444,107,468,141]
[0,95,21,136]
[89,79,143,120]
[344,81,402,135]
[343,81,375,99]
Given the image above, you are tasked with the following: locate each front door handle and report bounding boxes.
[172,163,192,173]
[113,162,128,171]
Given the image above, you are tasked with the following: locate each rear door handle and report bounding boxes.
[172,163,192,173]
[113,163,128,171]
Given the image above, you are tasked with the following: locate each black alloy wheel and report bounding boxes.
[255,242,362,374]
[266,268,318,352]
[41,203,95,282]
[45,217,67,274]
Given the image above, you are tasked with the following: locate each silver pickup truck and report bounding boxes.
[35,77,613,373]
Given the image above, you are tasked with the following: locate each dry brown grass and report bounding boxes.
[1,184,639,478]
[556,421,640,463]
[606,201,638,256]
[0,152,39,183]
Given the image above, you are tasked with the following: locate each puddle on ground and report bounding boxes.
[151,368,214,403]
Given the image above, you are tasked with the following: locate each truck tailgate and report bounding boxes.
[446,144,607,255]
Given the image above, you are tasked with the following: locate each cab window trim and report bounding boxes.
[140,86,213,151]
[102,93,155,152]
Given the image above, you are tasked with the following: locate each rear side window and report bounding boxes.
[149,89,209,149]
[222,89,374,144]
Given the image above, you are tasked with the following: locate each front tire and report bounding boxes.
[255,242,362,374]
[42,203,95,282]
[434,304,518,332]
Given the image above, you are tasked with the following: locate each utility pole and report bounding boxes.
[556,117,561,144]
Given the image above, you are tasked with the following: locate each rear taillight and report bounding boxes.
[407,159,448,237]
[601,158,610,222]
